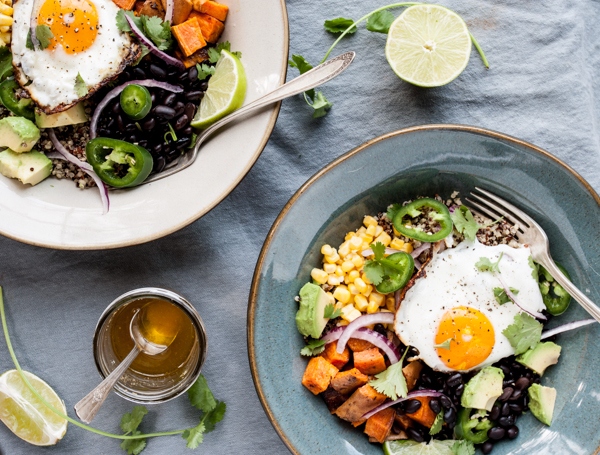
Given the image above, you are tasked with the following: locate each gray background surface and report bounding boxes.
[1,0,599,453]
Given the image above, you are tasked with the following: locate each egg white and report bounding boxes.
[394,239,545,373]
[11,0,139,112]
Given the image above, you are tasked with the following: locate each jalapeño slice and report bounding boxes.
[375,252,415,294]
[392,198,453,242]
[120,84,152,120]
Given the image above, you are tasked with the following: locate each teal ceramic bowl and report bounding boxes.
[248,125,600,455]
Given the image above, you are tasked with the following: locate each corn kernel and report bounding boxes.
[327,275,340,286]
[401,242,414,254]
[354,278,368,294]
[326,292,336,305]
[324,253,340,264]
[363,216,378,228]
[344,274,353,285]
[341,261,355,273]
[321,244,333,256]
[348,270,360,282]
[310,268,328,284]
[375,231,392,247]
[390,237,405,250]
[359,233,374,244]
[366,224,377,236]
[349,236,363,250]
[351,255,364,269]
[354,294,368,311]
[385,297,396,312]
[338,319,350,326]
[366,301,379,314]
[335,266,344,277]
[345,308,362,322]
[369,292,385,307]
[345,232,354,241]
[338,241,351,258]
[323,263,336,274]
[333,286,351,304]
[393,226,402,237]
[361,241,370,251]
[363,284,373,298]
[357,226,367,234]
[362,273,371,285]
[348,283,359,295]
[375,225,384,236]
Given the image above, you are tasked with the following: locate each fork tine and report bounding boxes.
[464,199,506,223]
[468,193,526,229]
[473,187,535,228]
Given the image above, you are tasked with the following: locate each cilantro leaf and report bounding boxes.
[203,400,226,433]
[182,421,205,449]
[300,338,326,356]
[74,73,88,97]
[324,17,357,34]
[208,47,221,64]
[142,15,172,51]
[370,348,408,400]
[451,206,502,241]
[133,45,150,66]
[35,25,54,50]
[363,261,385,286]
[116,10,142,32]
[451,439,476,455]
[529,256,538,280]
[311,91,332,118]
[493,287,519,305]
[196,63,216,80]
[289,55,315,100]
[208,42,241,64]
[187,374,217,413]
[366,10,395,34]
[120,406,147,455]
[434,338,453,350]
[323,303,342,319]
[26,30,34,50]
[429,411,444,435]
[386,203,403,223]
[120,431,146,455]
[371,241,386,260]
[182,401,226,449]
[476,252,503,273]
[502,313,543,355]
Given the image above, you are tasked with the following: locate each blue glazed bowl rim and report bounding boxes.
[247,124,600,455]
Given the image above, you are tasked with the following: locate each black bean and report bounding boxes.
[487,427,505,440]
[133,68,146,79]
[406,427,424,443]
[533,377,541,384]
[142,117,156,130]
[439,395,452,410]
[153,155,166,173]
[126,134,137,143]
[175,137,191,149]
[125,123,138,132]
[185,90,204,101]
[446,373,462,388]
[138,140,148,149]
[112,101,122,115]
[421,374,432,386]
[515,377,530,391]
[481,441,494,454]
[163,93,177,106]
[173,101,185,117]
[507,425,519,440]
[499,365,511,377]
[188,66,198,80]
[182,126,194,135]
[405,399,422,414]
[150,92,157,104]
[178,71,188,82]
[501,402,510,417]
[429,398,441,414]
[154,105,177,119]
[199,81,209,91]
[525,372,533,380]
[152,144,163,154]
[184,102,196,119]
[443,407,456,424]
[117,115,125,132]
[173,114,188,130]
[511,362,523,372]
[498,415,515,427]
[454,384,464,397]
[498,387,513,402]
[503,380,514,388]
[167,67,179,77]
[447,420,456,430]
[373,324,386,337]
[510,389,522,401]
[509,404,523,414]
[489,405,500,421]
[149,64,167,80]
[98,128,110,137]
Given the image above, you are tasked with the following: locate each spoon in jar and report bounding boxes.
[74,307,177,424]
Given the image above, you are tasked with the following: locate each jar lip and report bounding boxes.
[92,287,207,404]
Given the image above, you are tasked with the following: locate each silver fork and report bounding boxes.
[139,51,356,186]
[465,187,600,323]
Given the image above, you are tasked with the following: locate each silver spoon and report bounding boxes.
[136,51,356,186]
[74,310,169,423]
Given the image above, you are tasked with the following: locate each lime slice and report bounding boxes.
[385,4,472,87]
[0,369,67,446]
[383,439,455,455]
[191,50,247,129]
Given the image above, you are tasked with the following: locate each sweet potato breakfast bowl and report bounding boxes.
[248,125,600,455]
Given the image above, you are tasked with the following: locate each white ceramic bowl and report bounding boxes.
[0,0,288,249]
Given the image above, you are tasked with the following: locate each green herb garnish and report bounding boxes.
[74,73,88,97]
[493,286,519,305]
[429,411,444,435]
[323,303,342,319]
[370,346,408,400]
[433,338,453,350]
[501,313,543,355]
[451,439,476,455]
[196,63,216,80]
[208,41,241,64]
[451,205,502,241]
[324,18,357,34]
[300,338,327,356]
[475,252,503,273]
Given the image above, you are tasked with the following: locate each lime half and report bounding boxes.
[191,50,247,129]
[385,4,472,87]
[383,439,455,455]
[0,370,67,446]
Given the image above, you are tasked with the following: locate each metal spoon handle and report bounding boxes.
[74,344,141,424]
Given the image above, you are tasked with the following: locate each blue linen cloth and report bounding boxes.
[1,0,599,453]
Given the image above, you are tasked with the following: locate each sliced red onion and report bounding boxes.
[361,247,401,257]
[124,14,184,69]
[496,274,546,320]
[321,326,344,343]
[164,0,174,24]
[336,312,394,354]
[362,390,448,420]
[541,319,596,340]
[436,239,447,254]
[29,0,41,49]
[413,258,422,270]
[448,205,459,214]
[323,326,401,364]
[394,289,402,309]
[48,129,109,214]
[90,79,183,139]
[411,242,431,259]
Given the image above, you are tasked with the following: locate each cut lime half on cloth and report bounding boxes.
[385,4,472,87]
[0,369,67,446]
[192,49,247,129]
[383,439,455,455]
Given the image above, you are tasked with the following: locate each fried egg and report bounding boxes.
[394,239,545,373]
[11,0,140,113]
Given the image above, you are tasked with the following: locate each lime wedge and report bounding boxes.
[0,369,67,446]
[383,439,455,455]
[385,4,472,87]
[191,50,247,129]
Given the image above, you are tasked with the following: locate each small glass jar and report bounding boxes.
[93,287,207,404]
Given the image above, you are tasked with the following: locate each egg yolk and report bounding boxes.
[37,0,99,54]
[435,306,495,371]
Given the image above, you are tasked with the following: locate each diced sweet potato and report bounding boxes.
[112,0,136,10]
[407,396,437,428]
[331,368,369,395]
[188,10,224,43]
[193,0,228,21]
[134,0,145,14]
[364,407,396,444]
[321,386,347,414]
[394,410,415,430]
[368,431,407,443]
[174,48,208,67]
[347,338,375,352]
[160,0,193,24]
[139,0,164,18]
[334,384,387,423]
[171,17,207,57]
[354,347,387,375]
[402,361,423,392]
[321,341,350,369]
[301,357,339,395]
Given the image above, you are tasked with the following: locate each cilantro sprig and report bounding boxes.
[120,407,148,455]
[26,25,54,50]
[433,338,453,350]
[208,41,242,63]
[363,242,409,286]
[74,73,88,97]
[493,286,519,305]
[323,303,342,319]
[475,252,503,273]
[502,313,543,355]
[300,338,326,356]
[117,10,173,51]
[451,206,502,241]
[370,346,409,400]
[451,440,476,455]
[429,411,444,435]
[288,55,332,118]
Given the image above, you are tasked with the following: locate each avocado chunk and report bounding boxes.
[0,149,52,186]
[516,341,561,376]
[528,383,556,426]
[296,283,330,338]
[0,117,40,152]
[460,366,504,411]
[35,103,88,128]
